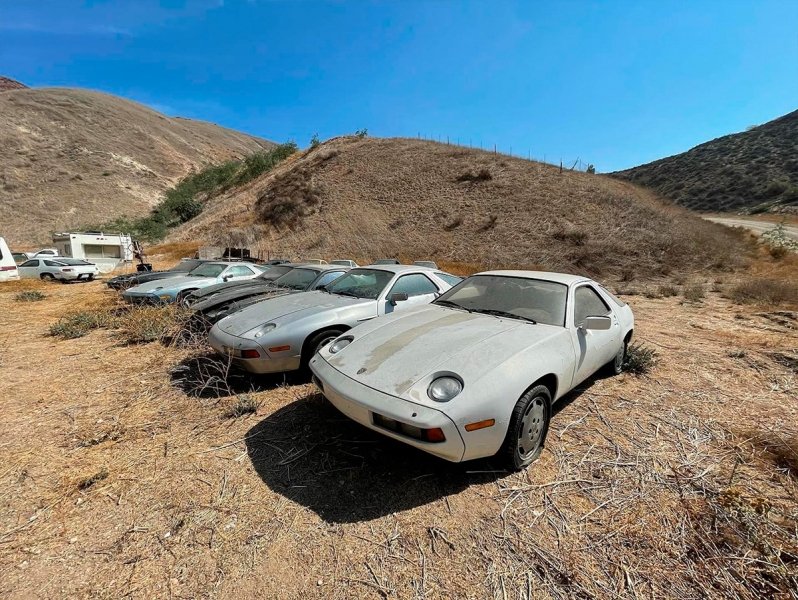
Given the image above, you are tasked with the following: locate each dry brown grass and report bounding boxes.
[1,273,797,598]
[0,87,273,246]
[171,136,752,279]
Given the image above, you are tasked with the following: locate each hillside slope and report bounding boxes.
[0,86,273,245]
[612,110,798,214]
[171,136,748,279]
[0,76,27,92]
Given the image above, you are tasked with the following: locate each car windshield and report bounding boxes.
[434,275,568,327]
[325,268,394,299]
[272,268,318,290]
[172,259,203,272]
[258,265,293,280]
[188,263,226,278]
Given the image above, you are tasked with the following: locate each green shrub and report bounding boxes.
[624,342,657,375]
[49,309,113,339]
[310,133,320,148]
[15,290,46,302]
[85,143,297,242]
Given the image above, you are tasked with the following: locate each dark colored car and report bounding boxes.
[187,264,350,324]
[106,258,212,290]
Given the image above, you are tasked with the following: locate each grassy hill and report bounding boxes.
[612,110,798,214]
[170,136,749,279]
[0,85,273,246]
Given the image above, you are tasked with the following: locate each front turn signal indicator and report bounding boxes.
[465,419,495,432]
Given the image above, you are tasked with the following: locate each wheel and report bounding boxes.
[498,385,552,471]
[40,273,55,281]
[176,290,196,306]
[302,329,344,369]
[606,340,628,375]
[87,274,95,281]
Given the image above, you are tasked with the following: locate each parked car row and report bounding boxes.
[0,236,102,283]
[111,257,634,471]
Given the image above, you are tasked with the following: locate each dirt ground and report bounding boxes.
[0,276,796,599]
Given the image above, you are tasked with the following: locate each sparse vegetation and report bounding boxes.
[727,278,798,306]
[310,133,320,148]
[683,283,706,302]
[444,216,463,231]
[256,164,321,230]
[623,342,657,374]
[86,143,297,241]
[15,290,46,302]
[355,128,368,138]
[456,168,492,182]
[223,394,259,419]
[658,284,679,297]
[761,221,798,257]
[49,308,113,339]
[77,467,108,491]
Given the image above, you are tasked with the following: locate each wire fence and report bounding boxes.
[412,132,595,173]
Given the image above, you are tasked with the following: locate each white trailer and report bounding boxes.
[52,232,134,274]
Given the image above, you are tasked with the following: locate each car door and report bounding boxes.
[381,273,441,315]
[18,259,40,278]
[570,284,621,385]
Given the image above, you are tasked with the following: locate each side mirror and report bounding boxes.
[223,276,230,282]
[389,292,409,305]
[581,316,611,331]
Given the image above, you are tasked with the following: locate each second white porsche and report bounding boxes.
[310,271,634,470]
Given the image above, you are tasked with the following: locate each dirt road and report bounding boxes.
[705,216,798,241]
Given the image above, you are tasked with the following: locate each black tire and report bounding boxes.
[301,329,344,369]
[498,384,552,471]
[87,274,95,281]
[606,339,628,376]
[40,273,55,281]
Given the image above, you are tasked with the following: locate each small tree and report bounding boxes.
[310,133,320,148]
[355,128,368,138]
[586,164,596,174]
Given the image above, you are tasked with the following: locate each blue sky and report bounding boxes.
[1,0,796,171]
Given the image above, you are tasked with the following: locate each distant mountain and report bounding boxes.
[0,84,273,245]
[612,110,798,213]
[0,76,27,92]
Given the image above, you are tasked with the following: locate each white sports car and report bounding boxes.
[310,271,634,470]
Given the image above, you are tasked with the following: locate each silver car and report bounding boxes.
[18,257,99,281]
[208,265,461,374]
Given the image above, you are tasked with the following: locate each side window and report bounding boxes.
[389,274,439,298]
[21,260,38,267]
[573,286,611,325]
[434,272,463,287]
[315,271,345,287]
[227,265,254,277]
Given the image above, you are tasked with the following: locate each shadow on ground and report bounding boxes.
[244,377,604,523]
[170,352,308,399]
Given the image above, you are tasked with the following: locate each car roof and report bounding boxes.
[477,270,592,286]
[288,263,348,272]
[206,261,259,266]
[358,264,436,274]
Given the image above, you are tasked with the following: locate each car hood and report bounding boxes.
[327,305,564,400]
[191,279,275,301]
[193,284,288,312]
[215,291,371,337]
[128,275,213,293]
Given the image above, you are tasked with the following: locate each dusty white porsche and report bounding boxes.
[309,271,634,470]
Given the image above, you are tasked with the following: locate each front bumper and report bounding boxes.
[208,326,301,374]
[309,355,466,462]
[123,291,173,305]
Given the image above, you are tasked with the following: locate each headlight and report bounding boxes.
[427,376,463,402]
[329,336,354,354]
[253,323,277,338]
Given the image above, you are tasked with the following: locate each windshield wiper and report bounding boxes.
[435,300,472,312]
[470,309,537,324]
[332,290,362,298]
